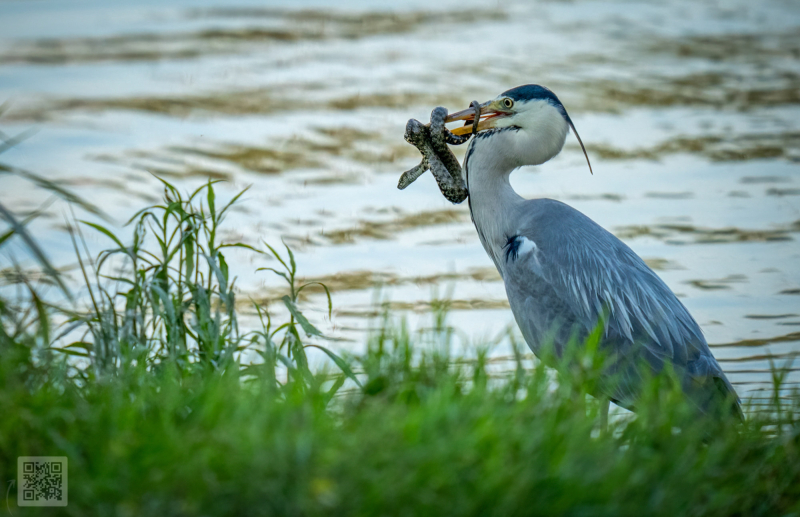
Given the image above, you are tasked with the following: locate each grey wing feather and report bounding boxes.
[503,199,739,414]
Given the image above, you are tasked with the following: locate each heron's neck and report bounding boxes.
[465,138,525,270]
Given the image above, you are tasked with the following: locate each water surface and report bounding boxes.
[1,0,799,399]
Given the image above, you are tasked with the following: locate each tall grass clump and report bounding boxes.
[66,180,247,377]
[48,178,354,395]
[0,160,799,515]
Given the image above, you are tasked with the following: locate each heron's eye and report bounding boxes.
[502,98,514,109]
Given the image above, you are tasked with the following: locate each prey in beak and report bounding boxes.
[443,96,594,175]
[444,100,509,136]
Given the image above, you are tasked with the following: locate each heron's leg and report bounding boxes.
[599,397,610,434]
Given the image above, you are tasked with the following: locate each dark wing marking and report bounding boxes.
[504,235,521,262]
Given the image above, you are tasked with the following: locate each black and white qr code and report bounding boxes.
[17,456,68,507]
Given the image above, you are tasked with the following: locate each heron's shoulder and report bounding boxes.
[521,198,589,221]
[509,199,709,362]
[519,198,603,227]
[517,198,621,252]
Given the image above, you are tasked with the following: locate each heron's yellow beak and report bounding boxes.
[444,100,509,136]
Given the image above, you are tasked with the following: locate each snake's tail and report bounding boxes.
[440,100,479,145]
[398,162,427,190]
[469,100,482,135]
[443,131,471,145]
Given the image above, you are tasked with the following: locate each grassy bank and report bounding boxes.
[1,177,799,516]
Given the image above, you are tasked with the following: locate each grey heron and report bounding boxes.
[442,84,742,420]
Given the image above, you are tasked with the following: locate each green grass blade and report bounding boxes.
[0,201,71,298]
[282,295,322,337]
[297,282,333,319]
[306,344,362,388]
[80,221,127,251]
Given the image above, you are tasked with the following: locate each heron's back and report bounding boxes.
[487,198,740,417]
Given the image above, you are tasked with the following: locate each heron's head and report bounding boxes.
[446,84,592,173]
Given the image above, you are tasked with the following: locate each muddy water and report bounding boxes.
[1,0,799,399]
